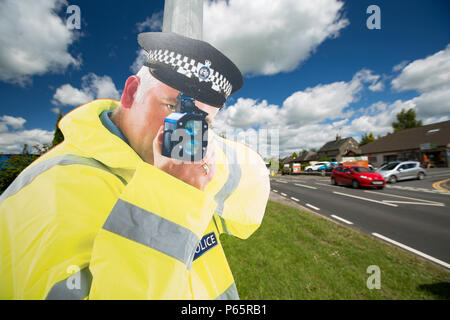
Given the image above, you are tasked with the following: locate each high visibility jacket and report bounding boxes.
[0,99,270,300]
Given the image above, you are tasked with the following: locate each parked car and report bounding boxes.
[281,166,290,175]
[323,162,341,173]
[331,165,386,189]
[376,161,426,184]
[305,162,330,172]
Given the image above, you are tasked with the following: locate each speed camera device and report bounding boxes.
[162,93,208,162]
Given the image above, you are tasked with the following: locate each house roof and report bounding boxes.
[281,156,294,164]
[319,137,355,152]
[304,151,318,161]
[361,120,450,154]
[286,151,318,163]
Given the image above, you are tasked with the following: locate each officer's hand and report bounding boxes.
[153,125,216,191]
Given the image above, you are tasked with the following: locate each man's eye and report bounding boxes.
[167,104,175,111]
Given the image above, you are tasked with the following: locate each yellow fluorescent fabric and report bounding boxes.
[0,164,122,299]
[0,99,269,299]
[211,135,270,239]
[189,220,236,299]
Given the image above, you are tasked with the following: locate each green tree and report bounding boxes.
[360,132,376,146]
[392,108,422,132]
[52,109,64,147]
[278,157,284,172]
[33,144,51,155]
[0,145,38,193]
[291,152,298,159]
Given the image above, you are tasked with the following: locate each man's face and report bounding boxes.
[124,77,219,164]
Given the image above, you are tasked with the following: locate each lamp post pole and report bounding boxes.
[162,0,203,40]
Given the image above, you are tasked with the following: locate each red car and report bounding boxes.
[331,165,386,189]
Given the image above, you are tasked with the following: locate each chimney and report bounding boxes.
[336,134,341,141]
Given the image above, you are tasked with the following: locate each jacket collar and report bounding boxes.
[59,99,142,170]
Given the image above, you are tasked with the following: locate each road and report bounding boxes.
[270,171,450,269]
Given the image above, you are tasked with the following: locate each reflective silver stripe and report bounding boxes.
[219,216,231,235]
[216,282,240,300]
[46,266,92,300]
[214,139,242,216]
[102,199,199,269]
[0,154,126,204]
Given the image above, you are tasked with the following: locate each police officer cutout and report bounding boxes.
[0,32,270,300]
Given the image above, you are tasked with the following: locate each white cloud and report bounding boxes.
[278,69,382,126]
[130,12,163,73]
[409,87,450,118]
[0,129,53,154]
[0,116,53,153]
[52,84,94,107]
[52,73,121,106]
[84,74,120,100]
[136,11,163,32]
[130,50,148,74]
[392,45,450,93]
[368,81,384,92]
[349,100,410,137]
[391,44,450,119]
[280,80,360,126]
[0,0,81,85]
[0,115,26,130]
[213,98,280,130]
[203,0,348,75]
[422,115,450,125]
[392,60,409,72]
[51,107,62,115]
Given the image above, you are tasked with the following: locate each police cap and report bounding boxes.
[137,32,243,108]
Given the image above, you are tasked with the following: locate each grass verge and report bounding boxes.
[220,200,450,299]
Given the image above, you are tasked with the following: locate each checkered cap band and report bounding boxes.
[147,49,233,98]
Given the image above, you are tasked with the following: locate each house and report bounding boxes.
[361,120,450,168]
[281,156,294,165]
[296,150,318,163]
[317,135,361,162]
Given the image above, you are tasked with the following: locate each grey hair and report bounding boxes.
[134,66,160,103]
[112,67,159,118]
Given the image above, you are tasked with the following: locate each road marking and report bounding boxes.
[428,173,450,178]
[276,180,288,184]
[294,183,317,189]
[281,192,287,197]
[306,203,320,210]
[315,182,336,187]
[333,191,398,207]
[331,215,353,225]
[433,178,450,194]
[382,201,444,206]
[290,197,300,202]
[372,233,450,269]
[386,185,449,195]
[364,190,445,206]
[272,189,278,193]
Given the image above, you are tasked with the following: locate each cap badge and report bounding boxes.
[197,60,212,81]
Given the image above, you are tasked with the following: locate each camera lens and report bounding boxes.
[184,139,200,156]
[185,120,202,136]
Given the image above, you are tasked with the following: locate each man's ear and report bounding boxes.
[120,75,140,109]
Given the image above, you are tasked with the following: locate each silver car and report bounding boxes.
[376,161,426,184]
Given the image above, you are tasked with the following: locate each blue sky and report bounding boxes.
[0,0,449,156]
